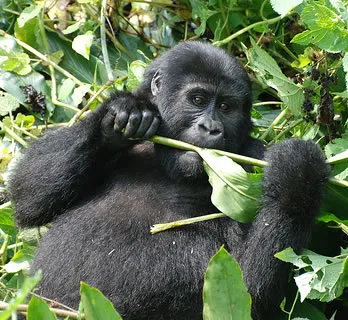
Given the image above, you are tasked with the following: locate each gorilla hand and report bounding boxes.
[101,92,160,149]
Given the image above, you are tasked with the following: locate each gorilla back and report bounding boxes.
[8,42,329,320]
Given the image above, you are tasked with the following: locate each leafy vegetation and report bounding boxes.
[0,0,347,319]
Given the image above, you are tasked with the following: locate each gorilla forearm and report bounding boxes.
[8,104,115,227]
[239,139,329,319]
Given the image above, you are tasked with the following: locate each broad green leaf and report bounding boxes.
[244,39,304,115]
[203,247,252,320]
[0,272,41,320]
[199,149,262,223]
[275,248,348,302]
[80,282,122,320]
[0,92,20,115]
[72,31,94,60]
[270,0,304,17]
[27,296,57,320]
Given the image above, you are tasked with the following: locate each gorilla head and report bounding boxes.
[137,42,253,180]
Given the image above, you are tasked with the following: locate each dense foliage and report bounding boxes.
[0,0,347,319]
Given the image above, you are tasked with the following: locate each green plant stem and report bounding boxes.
[0,302,82,319]
[151,213,225,234]
[272,118,304,142]
[260,107,287,141]
[149,135,268,167]
[150,135,348,189]
[100,0,114,80]
[288,290,300,320]
[0,122,28,147]
[213,15,282,47]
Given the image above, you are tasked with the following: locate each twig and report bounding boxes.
[151,213,226,234]
[213,15,282,47]
[0,301,83,319]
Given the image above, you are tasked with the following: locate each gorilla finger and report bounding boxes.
[101,110,118,136]
[114,111,129,133]
[142,115,160,139]
[133,110,156,138]
[123,112,142,138]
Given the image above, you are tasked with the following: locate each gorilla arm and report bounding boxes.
[8,92,159,228]
[238,139,329,319]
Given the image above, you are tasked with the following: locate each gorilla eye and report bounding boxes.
[219,103,230,111]
[193,97,204,105]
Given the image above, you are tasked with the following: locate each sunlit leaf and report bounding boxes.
[270,0,304,17]
[244,39,304,115]
[199,149,262,223]
[203,247,252,320]
[27,296,57,320]
[80,282,122,320]
[72,31,94,60]
[275,248,348,302]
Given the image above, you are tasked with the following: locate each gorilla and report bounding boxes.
[8,41,329,320]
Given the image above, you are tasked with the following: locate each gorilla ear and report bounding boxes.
[151,71,162,97]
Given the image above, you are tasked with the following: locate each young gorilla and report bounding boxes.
[9,42,329,320]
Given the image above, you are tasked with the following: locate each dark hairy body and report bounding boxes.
[8,42,329,319]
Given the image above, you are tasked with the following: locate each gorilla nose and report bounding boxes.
[197,119,222,136]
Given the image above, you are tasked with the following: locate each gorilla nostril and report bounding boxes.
[198,124,221,136]
[210,129,221,136]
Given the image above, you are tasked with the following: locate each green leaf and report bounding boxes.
[189,0,217,35]
[15,113,35,128]
[72,31,94,60]
[3,247,35,273]
[292,3,348,52]
[199,149,262,223]
[126,60,148,91]
[17,3,43,28]
[0,272,41,320]
[292,29,348,53]
[0,68,55,116]
[0,52,31,75]
[27,296,57,320]
[203,247,252,320]
[0,92,20,116]
[322,183,348,218]
[244,39,304,115]
[80,282,122,320]
[270,0,304,17]
[275,248,348,302]
[317,213,348,235]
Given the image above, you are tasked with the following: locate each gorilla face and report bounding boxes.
[140,42,253,181]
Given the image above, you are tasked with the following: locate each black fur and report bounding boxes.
[8,42,329,320]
